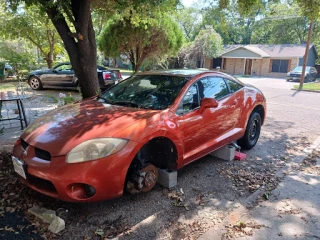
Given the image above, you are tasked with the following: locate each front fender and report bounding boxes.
[114,118,184,169]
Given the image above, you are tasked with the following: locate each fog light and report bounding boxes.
[84,184,96,197]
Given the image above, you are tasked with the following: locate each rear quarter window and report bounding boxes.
[224,78,243,93]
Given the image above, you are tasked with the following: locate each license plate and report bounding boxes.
[115,80,119,84]
[12,156,27,179]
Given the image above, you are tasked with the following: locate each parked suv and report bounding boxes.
[286,66,317,82]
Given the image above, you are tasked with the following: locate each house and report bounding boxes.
[204,44,318,78]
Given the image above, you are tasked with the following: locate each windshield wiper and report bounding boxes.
[112,101,142,108]
[98,96,113,104]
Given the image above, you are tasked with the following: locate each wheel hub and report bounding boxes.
[126,164,158,193]
[140,164,158,192]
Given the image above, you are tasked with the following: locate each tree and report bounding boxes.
[0,4,65,68]
[6,0,179,98]
[183,28,223,68]
[251,3,309,44]
[98,13,184,73]
[201,0,268,44]
[173,7,202,42]
[0,40,37,80]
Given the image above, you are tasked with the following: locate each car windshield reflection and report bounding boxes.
[99,75,189,110]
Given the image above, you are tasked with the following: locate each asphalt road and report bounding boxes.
[239,77,320,142]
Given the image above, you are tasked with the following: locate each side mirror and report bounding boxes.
[52,69,57,73]
[200,98,218,109]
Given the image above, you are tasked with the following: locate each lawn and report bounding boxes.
[293,82,320,92]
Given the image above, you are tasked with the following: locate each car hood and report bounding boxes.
[21,99,159,156]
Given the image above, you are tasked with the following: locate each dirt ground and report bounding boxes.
[0,78,319,239]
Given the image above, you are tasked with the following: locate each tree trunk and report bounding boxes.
[46,0,99,99]
[133,62,139,73]
[299,20,313,90]
[45,55,53,69]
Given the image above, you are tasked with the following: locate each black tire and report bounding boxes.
[304,76,310,83]
[238,112,262,150]
[29,76,42,90]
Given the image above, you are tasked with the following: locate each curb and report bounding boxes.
[291,88,320,93]
[198,136,320,240]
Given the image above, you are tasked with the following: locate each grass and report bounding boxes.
[0,79,20,91]
[0,78,29,93]
[293,82,320,92]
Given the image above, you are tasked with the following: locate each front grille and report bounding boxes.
[35,148,51,161]
[21,139,29,150]
[290,74,300,77]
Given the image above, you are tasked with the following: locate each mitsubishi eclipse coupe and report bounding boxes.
[12,70,266,202]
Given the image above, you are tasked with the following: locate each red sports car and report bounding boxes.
[12,70,266,202]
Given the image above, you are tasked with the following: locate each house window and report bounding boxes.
[212,58,222,68]
[271,59,289,73]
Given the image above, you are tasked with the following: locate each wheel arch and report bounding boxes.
[127,134,182,172]
[252,104,265,125]
[123,135,181,193]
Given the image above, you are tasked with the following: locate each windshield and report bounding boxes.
[99,75,189,110]
[293,66,311,72]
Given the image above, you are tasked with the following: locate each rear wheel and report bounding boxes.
[29,76,42,90]
[238,112,262,150]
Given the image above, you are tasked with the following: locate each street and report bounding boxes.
[239,77,320,142]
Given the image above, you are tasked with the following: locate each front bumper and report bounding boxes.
[12,138,139,202]
[286,76,301,81]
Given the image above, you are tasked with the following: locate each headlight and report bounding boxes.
[287,72,290,76]
[66,138,128,163]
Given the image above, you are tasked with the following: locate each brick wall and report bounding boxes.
[222,57,299,78]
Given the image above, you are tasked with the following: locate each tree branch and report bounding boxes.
[25,36,46,56]
[45,3,78,59]
[72,0,91,39]
[61,1,78,31]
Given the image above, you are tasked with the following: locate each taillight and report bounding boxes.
[103,72,111,80]
[117,71,122,79]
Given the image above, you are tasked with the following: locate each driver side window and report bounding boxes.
[55,64,72,71]
[177,83,199,115]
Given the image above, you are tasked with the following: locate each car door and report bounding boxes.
[198,77,241,149]
[45,63,75,87]
[176,83,208,164]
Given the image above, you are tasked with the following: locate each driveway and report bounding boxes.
[1,77,319,239]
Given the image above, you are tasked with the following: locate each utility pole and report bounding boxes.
[299,20,313,90]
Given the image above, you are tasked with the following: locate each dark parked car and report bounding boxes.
[12,69,266,202]
[4,63,14,77]
[286,66,317,82]
[28,62,122,90]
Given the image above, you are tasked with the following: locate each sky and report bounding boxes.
[181,0,197,7]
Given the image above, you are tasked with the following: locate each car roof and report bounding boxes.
[137,69,224,78]
[136,69,244,85]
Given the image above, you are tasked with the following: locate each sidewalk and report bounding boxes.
[199,138,320,240]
